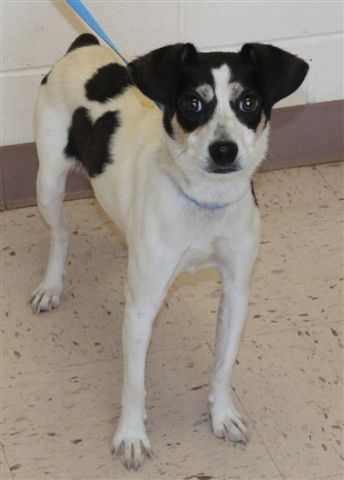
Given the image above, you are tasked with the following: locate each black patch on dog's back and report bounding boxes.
[85,63,131,103]
[64,107,120,177]
[66,33,100,54]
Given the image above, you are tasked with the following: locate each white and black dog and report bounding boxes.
[32,34,308,469]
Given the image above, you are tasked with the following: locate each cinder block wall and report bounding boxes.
[1,0,343,146]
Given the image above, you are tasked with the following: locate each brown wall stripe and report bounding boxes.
[1,99,343,211]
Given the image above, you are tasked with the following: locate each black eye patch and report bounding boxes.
[176,91,217,133]
[230,91,264,130]
[180,95,204,115]
[239,95,259,113]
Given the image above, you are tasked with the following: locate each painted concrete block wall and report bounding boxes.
[1,0,343,146]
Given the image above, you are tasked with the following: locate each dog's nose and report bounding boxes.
[208,141,238,167]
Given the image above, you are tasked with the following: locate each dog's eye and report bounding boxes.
[239,95,258,113]
[182,96,203,114]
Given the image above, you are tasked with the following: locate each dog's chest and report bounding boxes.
[175,218,231,275]
[173,198,256,277]
[179,244,217,273]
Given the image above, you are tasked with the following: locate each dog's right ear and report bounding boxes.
[240,43,309,110]
[127,43,197,105]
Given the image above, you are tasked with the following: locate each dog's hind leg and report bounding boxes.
[31,159,71,313]
[31,98,72,313]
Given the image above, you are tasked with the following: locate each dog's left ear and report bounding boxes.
[127,43,198,105]
[240,43,309,109]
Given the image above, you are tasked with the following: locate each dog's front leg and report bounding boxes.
[112,251,177,469]
[209,233,259,444]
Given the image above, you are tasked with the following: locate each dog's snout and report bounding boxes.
[208,141,238,168]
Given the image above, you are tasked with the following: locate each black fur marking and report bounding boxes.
[164,57,218,136]
[229,89,263,131]
[127,43,197,106]
[175,64,217,133]
[41,72,50,85]
[128,43,308,135]
[85,63,131,103]
[66,33,100,54]
[163,107,174,137]
[251,180,258,206]
[163,50,261,135]
[240,43,309,117]
[64,107,120,177]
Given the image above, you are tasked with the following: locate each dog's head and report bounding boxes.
[128,43,308,181]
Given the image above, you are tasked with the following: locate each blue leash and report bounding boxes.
[64,0,228,211]
[65,0,128,65]
[65,0,165,113]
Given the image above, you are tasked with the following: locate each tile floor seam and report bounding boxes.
[3,357,115,379]
[187,313,321,479]
[314,165,344,204]
[242,319,343,339]
[175,304,289,480]
[230,390,286,480]
[2,340,208,380]
[205,341,214,355]
[175,289,342,342]
[149,339,206,354]
[312,474,344,480]
[171,290,218,348]
[1,447,14,480]
[234,325,343,480]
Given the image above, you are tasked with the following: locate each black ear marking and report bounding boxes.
[127,43,197,105]
[240,43,309,111]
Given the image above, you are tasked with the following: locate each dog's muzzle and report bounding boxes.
[208,141,239,174]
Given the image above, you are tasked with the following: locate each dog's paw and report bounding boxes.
[111,431,152,470]
[211,408,249,444]
[31,283,62,313]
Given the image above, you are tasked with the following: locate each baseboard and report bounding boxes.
[1,99,343,210]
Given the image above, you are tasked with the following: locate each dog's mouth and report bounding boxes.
[206,163,241,175]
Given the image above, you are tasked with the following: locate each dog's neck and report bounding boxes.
[180,191,229,210]
[158,136,252,210]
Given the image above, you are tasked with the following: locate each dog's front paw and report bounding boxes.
[31,282,62,313]
[111,429,152,470]
[211,407,249,444]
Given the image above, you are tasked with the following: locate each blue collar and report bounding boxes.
[182,192,228,210]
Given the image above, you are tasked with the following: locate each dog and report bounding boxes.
[32,33,308,470]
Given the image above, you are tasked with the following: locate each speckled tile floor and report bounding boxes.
[1,163,343,480]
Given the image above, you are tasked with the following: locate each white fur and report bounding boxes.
[32,45,267,470]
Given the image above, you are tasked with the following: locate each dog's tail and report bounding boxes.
[66,33,100,54]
